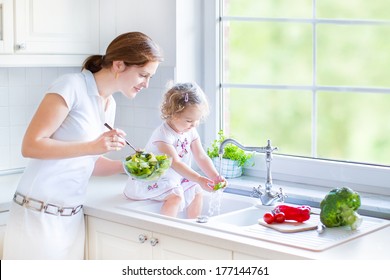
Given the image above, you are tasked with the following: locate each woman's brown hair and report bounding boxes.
[82,31,163,73]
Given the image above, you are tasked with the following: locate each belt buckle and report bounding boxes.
[24,196,44,212]
[60,205,83,216]
[73,205,83,215]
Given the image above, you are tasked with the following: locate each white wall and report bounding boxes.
[0,0,209,169]
[99,0,177,68]
[101,0,207,161]
[175,0,203,83]
[0,67,80,170]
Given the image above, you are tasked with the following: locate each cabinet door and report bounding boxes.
[152,233,232,260]
[233,251,267,260]
[14,0,99,54]
[0,225,5,260]
[87,216,153,260]
[0,211,10,260]
[0,0,13,53]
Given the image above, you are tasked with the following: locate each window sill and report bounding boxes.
[225,175,390,220]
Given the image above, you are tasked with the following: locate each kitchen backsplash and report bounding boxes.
[0,66,175,171]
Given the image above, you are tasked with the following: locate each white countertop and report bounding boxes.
[0,173,21,212]
[1,173,389,259]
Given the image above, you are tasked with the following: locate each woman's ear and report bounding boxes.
[112,60,125,73]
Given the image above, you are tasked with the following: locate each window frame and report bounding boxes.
[202,0,390,196]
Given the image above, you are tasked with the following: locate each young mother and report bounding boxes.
[3,32,163,259]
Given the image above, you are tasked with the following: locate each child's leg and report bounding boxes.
[161,193,182,217]
[186,192,203,219]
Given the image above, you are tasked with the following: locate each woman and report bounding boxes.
[3,32,163,259]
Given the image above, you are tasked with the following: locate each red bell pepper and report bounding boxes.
[272,204,311,223]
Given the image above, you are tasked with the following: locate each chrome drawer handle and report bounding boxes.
[150,237,159,246]
[138,234,148,243]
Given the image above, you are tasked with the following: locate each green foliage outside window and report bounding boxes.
[222,0,390,165]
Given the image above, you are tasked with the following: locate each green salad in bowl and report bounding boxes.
[123,152,171,181]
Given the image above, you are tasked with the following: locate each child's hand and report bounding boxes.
[213,175,226,184]
[211,176,228,191]
[197,176,215,192]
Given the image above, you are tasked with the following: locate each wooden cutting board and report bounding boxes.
[258,216,319,233]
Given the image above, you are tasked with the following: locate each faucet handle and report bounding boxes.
[251,185,263,198]
[277,187,287,202]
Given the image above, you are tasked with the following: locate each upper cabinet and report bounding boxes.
[0,0,100,66]
[14,0,99,54]
[0,0,13,53]
[0,0,177,67]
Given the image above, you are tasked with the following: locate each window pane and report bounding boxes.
[223,88,312,156]
[317,24,390,87]
[224,0,312,18]
[224,21,312,85]
[221,0,390,167]
[317,0,390,20]
[317,91,390,165]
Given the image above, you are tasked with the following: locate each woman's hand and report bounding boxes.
[91,129,126,154]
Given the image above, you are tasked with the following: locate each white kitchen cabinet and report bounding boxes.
[86,216,232,260]
[0,0,13,53]
[14,0,99,54]
[87,216,153,259]
[233,251,267,260]
[0,210,10,260]
[0,0,99,66]
[153,232,232,260]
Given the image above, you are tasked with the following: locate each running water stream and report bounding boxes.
[207,154,224,216]
[207,190,224,216]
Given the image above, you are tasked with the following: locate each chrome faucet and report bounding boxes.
[218,139,286,206]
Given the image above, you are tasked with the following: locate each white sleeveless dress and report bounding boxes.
[3,70,115,259]
[123,122,202,211]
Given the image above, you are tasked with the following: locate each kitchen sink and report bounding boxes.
[116,190,390,252]
[207,204,390,252]
[211,206,271,226]
[118,191,257,219]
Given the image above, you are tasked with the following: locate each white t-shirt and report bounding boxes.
[16,70,116,206]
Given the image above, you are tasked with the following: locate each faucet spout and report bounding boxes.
[218,138,270,155]
[219,138,284,205]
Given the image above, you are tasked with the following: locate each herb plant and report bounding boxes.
[207,130,253,167]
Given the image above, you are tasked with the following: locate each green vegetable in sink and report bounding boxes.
[123,152,171,181]
[213,181,226,191]
[319,186,362,230]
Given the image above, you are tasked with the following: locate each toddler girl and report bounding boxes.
[123,82,226,218]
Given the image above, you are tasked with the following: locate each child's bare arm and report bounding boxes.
[155,141,214,191]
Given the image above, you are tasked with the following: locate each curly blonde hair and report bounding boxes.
[160,82,210,121]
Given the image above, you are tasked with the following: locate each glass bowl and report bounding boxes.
[123,152,172,181]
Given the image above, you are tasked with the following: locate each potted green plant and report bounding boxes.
[207,130,254,178]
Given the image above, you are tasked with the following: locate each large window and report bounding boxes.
[220,0,390,166]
